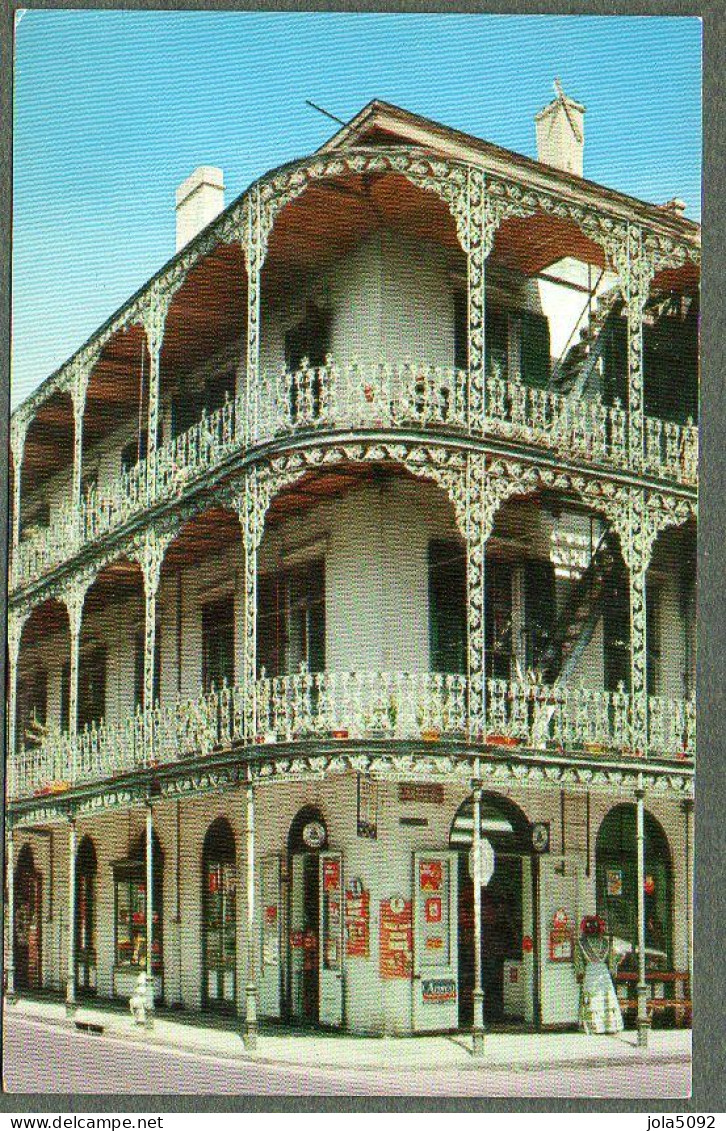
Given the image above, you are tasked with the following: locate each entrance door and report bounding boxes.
[203,858,237,1009]
[318,852,344,1028]
[76,837,97,994]
[412,852,458,1032]
[259,854,282,1018]
[289,853,320,1023]
[15,849,42,991]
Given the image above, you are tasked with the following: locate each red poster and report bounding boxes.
[345,888,370,958]
[323,858,340,893]
[425,897,442,923]
[379,898,413,979]
[419,860,442,892]
[264,904,278,925]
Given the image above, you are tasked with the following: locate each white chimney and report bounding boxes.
[175,166,225,252]
[535,79,585,177]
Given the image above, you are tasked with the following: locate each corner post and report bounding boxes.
[235,473,260,744]
[471,782,485,1056]
[145,800,155,1028]
[244,185,263,447]
[619,225,653,474]
[6,828,15,1003]
[9,414,28,556]
[244,771,258,1049]
[69,355,94,524]
[131,526,176,765]
[466,453,488,739]
[66,818,77,1016]
[466,168,487,432]
[635,775,650,1048]
[63,576,94,781]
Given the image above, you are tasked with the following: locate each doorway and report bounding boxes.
[15,844,42,991]
[450,794,534,1028]
[202,818,237,1011]
[76,836,97,995]
[287,806,328,1026]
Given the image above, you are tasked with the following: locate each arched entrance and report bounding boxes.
[286,806,343,1027]
[449,794,534,1027]
[76,836,97,994]
[596,804,673,972]
[201,818,237,1011]
[14,844,42,991]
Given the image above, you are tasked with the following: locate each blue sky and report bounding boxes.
[12,11,701,408]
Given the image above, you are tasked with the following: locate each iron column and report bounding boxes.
[66,819,77,1016]
[471,784,485,1056]
[636,776,650,1047]
[244,776,258,1049]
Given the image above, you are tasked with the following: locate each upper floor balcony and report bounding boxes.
[9,148,699,598]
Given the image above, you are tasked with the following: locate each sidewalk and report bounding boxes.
[8,995,691,1073]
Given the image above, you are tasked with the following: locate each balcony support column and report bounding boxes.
[234,472,260,744]
[9,414,28,554]
[683,797,694,995]
[7,612,26,766]
[131,526,177,764]
[626,488,649,756]
[69,360,91,521]
[243,771,258,1049]
[140,278,185,502]
[471,781,485,1056]
[635,776,650,1048]
[244,185,262,447]
[6,828,16,1003]
[65,818,77,1017]
[614,225,653,473]
[466,168,487,431]
[62,577,94,775]
[145,800,155,1028]
[466,453,488,738]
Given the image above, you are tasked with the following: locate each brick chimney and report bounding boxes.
[535,79,586,177]
[175,166,225,252]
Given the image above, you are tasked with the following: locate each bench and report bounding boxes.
[615,970,691,1028]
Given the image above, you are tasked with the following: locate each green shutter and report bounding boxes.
[520,311,551,389]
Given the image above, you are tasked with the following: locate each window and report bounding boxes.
[485,306,509,381]
[486,561,514,680]
[285,304,330,371]
[16,669,47,751]
[113,834,162,973]
[134,628,162,710]
[646,585,661,697]
[602,562,631,693]
[257,560,325,678]
[429,541,467,674]
[601,313,628,408]
[205,368,236,416]
[519,310,551,389]
[202,596,235,694]
[523,560,556,673]
[77,648,107,732]
[453,292,468,372]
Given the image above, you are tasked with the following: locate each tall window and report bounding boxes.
[16,669,47,751]
[486,561,514,680]
[257,560,325,678]
[429,541,467,674]
[519,310,551,389]
[523,559,556,673]
[202,596,235,694]
[603,562,631,693]
[285,304,330,371]
[134,628,162,710]
[61,650,107,733]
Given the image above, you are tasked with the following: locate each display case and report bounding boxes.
[112,853,163,1001]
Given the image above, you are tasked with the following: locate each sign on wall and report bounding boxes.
[379,897,413,979]
[345,880,370,958]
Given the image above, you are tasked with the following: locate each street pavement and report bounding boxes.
[3,1012,691,1098]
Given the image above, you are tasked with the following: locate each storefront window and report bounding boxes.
[202,818,237,1010]
[113,836,162,974]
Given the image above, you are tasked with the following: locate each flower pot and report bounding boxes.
[331,729,349,740]
[485,733,521,748]
[420,728,441,742]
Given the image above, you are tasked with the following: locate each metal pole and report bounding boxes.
[66,820,77,1016]
[6,830,15,1003]
[145,801,155,1028]
[244,776,258,1049]
[635,777,650,1048]
[684,798,694,995]
[471,785,485,1056]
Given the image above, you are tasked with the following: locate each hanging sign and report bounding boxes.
[323,857,341,893]
[607,868,623,897]
[419,860,443,892]
[345,883,370,958]
[379,897,413,979]
[468,838,495,887]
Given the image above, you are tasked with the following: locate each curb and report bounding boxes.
[9,1006,691,1076]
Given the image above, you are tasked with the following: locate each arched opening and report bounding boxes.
[112,829,163,1001]
[449,793,534,1027]
[286,805,329,1025]
[15,599,70,758]
[596,804,673,972]
[14,844,42,991]
[19,390,74,545]
[201,817,237,1012]
[646,518,696,708]
[76,836,98,995]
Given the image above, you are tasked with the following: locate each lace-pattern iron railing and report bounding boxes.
[8,674,694,801]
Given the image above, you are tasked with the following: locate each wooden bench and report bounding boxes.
[615,970,691,1028]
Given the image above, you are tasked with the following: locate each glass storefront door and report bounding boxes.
[203,858,237,1010]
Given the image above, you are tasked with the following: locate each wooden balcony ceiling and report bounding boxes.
[262,173,464,293]
[265,462,426,527]
[162,506,242,573]
[20,598,70,650]
[22,390,74,488]
[491,213,606,276]
[162,241,246,375]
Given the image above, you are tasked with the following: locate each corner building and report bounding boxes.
[5,94,697,1041]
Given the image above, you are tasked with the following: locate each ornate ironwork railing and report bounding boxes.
[7,674,694,801]
[10,361,697,592]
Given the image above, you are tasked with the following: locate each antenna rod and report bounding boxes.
[305,100,347,127]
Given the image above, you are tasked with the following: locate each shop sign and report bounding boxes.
[379,897,413,979]
[399,783,444,804]
[422,978,457,1003]
[607,868,623,897]
[302,821,326,849]
[549,909,574,962]
[357,775,378,839]
[419,860,443,892]
[345,883,370,958]
[425,896,442,923]
[323,858,341,892]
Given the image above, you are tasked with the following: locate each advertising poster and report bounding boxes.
[345,885,370,958]
[379,898,413,979]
